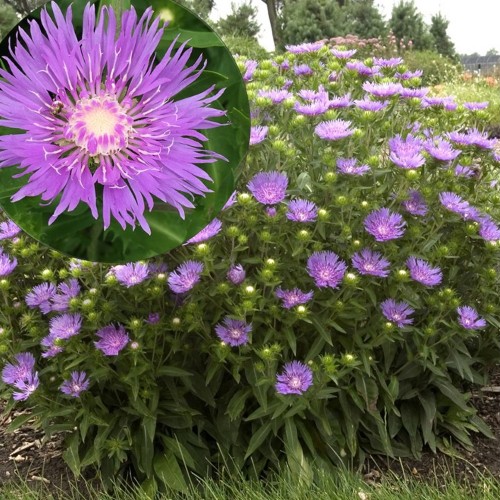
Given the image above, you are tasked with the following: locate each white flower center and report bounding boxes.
[289,376,302,389]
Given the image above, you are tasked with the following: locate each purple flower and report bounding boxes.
[331,48,357,59]
[222,191,237,210]
[257,89,293,104]
[364,208,406,242]
[373,57,403,67]
[168,260,204,294]
[297,86,328,101]
[380,299,414,328]
[389,134,425,169]
[247,171,288,205]
[457,306,487,330]
[12,372,39,401]
[463,102,489,111]
[275,287,314,309]
[399,87,429,98]
[0,249,17,276]
[328,94,352,109]
[243,60,258,82]
[454,164,476,178]
[266,207,277,217]
[25,283,57,314]
[362,82,403,98]
[49,313,82,340]
[307,251,347,289]
[315,120,354,141]
[449,129,496,149]
[439,192,478,219]
[41,345,64,359]
[227,264,246,285]
[276,361,313,395]
[406,257,442,287]
[60,371,90,397]
[286,41,324,54]
[249,126,269,145]
[395,70,423,79]
[336,157,371,176]
[286,199,318,222]
[294,100,329,116]
[294,64,313,76]
[351,249,390,277]
[422,96,456,109]
[94,324,129,356]
[346,61,381,77]
[354,99,389,111]
[111,262,150,287]
[478,216,500,241]
[185,218,222,244]
[50,278,81,312]
[215,317,251,346]
[402,190,428,216]
[1,352,36,385]
[146,312,161,324]
[424,139,460,162]
[0,4,226,233]
[0,220,21,240]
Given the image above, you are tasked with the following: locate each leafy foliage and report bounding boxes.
[389,0,433,51]
[0,0,18,39]
[429,13,457,60]
[403,50,461,85]
[216,1,260,40]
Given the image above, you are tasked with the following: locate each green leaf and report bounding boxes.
[244,422,273,460]
[154,451,188,493]
[62,433,81,476]
[226,388,251,421]
[157,366,193,377]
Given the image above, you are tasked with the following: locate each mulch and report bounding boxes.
[1,367,500,496]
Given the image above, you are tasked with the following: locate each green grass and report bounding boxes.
[1,465,500,500]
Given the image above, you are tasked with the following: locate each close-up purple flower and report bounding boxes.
[421,96,456,109]
[395,69,424,80]
[168,260,204,294]
[0,220,21,240]
[215,317,251,346]
[247,171,288,205]
[257,88,293,104]
[336,157,371,176]
[380,299,414,328]
[286,41,325,54]
[60,371,90,397]
[297,86,328,101]
[373,57,403,67]
[364,208,406,241]
[314,120,354,141]
[249,126,269,145]
[389,134,425,169]
[49,313,82,340]
[50,278,81,312]
[25,282,57,314]
[243,59,258,82]
[354,99,389,111]
[294,100,329,116]
[449,128,496,149]
[294,64,314,76]
[331,48,357,59]
[406,256,443,287]
[351,249,390,277]
[275,287,314,309]
[456,306,487,330]
[12,372,39,401]
[362,81,403,98]
[402,190,428,216]
[0,249,17,276]
[286,199,318,222]
[454,164,476,178]
[424,138,460,162]
[328,94,352,109]
[307,251,347,289]
[346,61,381,77]
[146,312,161,324]
[111,262,150,287]
[0,3,226,233]
[94,324,130,356]
[439,192,477,219]
[399,87,429,99]
[463,102,489,111]
[478,215,500,241]
[1,352,36,386]
[185,218,222,244]
[275,361,313,395]
[227,264,246,285]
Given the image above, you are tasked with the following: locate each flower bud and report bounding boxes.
[237,193,252,205]
[336,195,348,206]
[295,305,308,316]
[105,274,118,285]
[0,345,8,354]
[292,115,307,127]
[87,312,100,323]
[81,298,93,310]
[260,269,274,281]
[0,279,9,290]
[226,225,240,237]
[255,96,271,107]
[242,300,254,311]
[271,139,287,152]
[237,234,248,245]
[395,269,409,281]
[265,258,277,268]
[360,201,369,210]
[334,300,345,312]
[268,125,280,136]
[318,208,329,220]
[130,341,140,350]
[243,285,256,296]
[341,353,356,365]
[216,282,230,294]
[130,319,142,330]
[405,169,420,180]
[195,243,210,256]
[40,269,54,280]
[383,322,394,332]
[297,229,311,241]
[259,231,272,242]
[352,240,361,248]
[325,172,337,183]
[343,272,358,285]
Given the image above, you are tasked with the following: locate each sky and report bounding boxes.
[209,0,500,56]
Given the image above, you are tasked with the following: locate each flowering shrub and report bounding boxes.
[2,36,500,493]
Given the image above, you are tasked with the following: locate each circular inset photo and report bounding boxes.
[0,0,249,263]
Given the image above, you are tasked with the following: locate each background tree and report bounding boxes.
[389,0,433,51]
[177,0,214,21]
[429,12,456,60]
[216,1,260,40]
[260,0,284,51]
[344,0,387,39]
[0,0,18,40]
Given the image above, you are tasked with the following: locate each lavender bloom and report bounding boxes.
[457,306,487,330]
[364,208,406,242]
[354,99,389,111]
[227,264,246,285]
[328,94,352,109]
[1,352,36,385]
[50,278,81,312]
[41,345,64,359]
[247,171,288,205]
[185,218,222,244]
[328,70,339,82]
[406,257,443,287]
[276,361,313,395]
[168,260,204,294]
[422,96,456,109]
[275,287,314,309]
[424,139,460,161]
[243,60,258,82]
[362,82,403,98]
[336,158,371,176]
[448,129,496,149]
[297,86,328,101]
[266,207,277,217]
[380,299,414,328]
[286,199,318,222]
[454,164,476,178]
[389,134,425,169]
[439,192,477,219]
[373,57,403,67]
[25,283,57,314]
[294,100,329,116]
[0,220,21,240]
[12,372,39,401]
[395,69,423,79]
[463,102,489,110]
[49,313,82,340]
[331,48,357,59]
[112,262,150,287]
[249,126,269,145]
[399,87,429,98]
[94,324,130,356]
[478,216,500,241]
[307,251,347,289]
[294,64,313,76]
[146,312,161,324]
[0,4,227,233]
[286,41,324,53]
[60,371,90,397]
[315,120,354,141]
[215,317,251,346]
[402,190,428,216]
[351,249,390,277]
[0,250,17,276]
[257,89,293,104]
[346,61,381,77]
[222,191,237,210]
